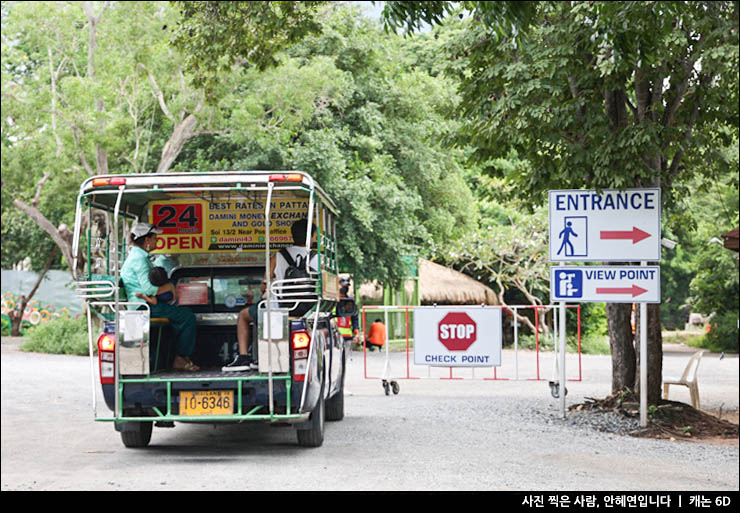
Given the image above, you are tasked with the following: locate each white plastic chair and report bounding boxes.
[663,350,704,409]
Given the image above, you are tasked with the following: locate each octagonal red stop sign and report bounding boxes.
[438,312,477,351]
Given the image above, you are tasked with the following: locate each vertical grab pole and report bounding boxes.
[264,183,274,418]
[87,302,97,417]
[298,186,317,414]
[640,261,648,428]
[112,186,124,420]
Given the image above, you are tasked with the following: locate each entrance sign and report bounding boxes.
[549,188,661,262]
[414,307,502,367]
[551,266,660,303]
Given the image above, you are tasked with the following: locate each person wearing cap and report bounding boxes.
[120,222,199,372]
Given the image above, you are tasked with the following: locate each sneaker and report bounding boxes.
[222,354,251,372]
[249,361,259,371]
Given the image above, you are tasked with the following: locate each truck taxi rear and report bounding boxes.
[72,171,351,447]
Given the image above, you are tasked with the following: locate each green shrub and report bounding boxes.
[21,316,90,356]
[702,312,739,353]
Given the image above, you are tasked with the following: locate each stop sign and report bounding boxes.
[438,312,477,351]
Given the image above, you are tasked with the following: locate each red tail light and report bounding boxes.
[97,333,115,385]
[291,330,310,382]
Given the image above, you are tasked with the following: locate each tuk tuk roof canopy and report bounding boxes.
[79,171,338,214]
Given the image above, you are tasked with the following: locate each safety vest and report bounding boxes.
[336,314,353,339]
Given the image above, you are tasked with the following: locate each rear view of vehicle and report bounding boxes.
[73,171,351,447]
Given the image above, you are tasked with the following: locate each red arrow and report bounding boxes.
[596,285,648,297]
[600,226,651,244]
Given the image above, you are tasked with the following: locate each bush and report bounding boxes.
[21,316,90,356]
[703,312,739,353]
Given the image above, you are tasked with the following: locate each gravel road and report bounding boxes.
[1,337,737,491]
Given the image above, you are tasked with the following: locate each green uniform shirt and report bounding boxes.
[120,246,158,310]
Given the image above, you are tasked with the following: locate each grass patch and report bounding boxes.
[663,329,735,354]
[514,333,610,355]
[21,316,90,356]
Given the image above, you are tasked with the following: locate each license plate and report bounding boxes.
[179,390,234,416]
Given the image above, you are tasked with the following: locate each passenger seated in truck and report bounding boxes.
[270,218,318,315]
[222,280,265,372]
[120,222,199,372]
[135,266,178,305]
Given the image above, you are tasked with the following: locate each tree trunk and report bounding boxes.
[606,302,636,392]
[634,303,663,405]
[9,247,59,336]
[12,199,84,276]
[156,114,199,173]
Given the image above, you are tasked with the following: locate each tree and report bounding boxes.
[171,4,478,285]
[2,1,233,273]
[169,1,329,96]
[382,1,739,403]
[436,171,552,335]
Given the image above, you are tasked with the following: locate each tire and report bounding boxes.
[119,422,153,448]
[297,387,325,447]
[325,376,344,421]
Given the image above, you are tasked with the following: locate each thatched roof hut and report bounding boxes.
[357,258,498,306]
[723,227,739,252]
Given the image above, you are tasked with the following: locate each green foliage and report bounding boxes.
[700,312,739,353]
[21,316,90,355]
[432,2,738,211]
[581,303,608,338]
[689,245,739,316]
[170,1,328,96]
[515,332,610,355]
[173,5,477,285]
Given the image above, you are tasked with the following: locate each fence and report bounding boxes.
[360,304,582,383]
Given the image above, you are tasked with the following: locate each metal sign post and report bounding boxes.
[640,262,648,427]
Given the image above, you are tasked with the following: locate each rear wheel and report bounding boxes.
[297,388,325,447]
[119,421,153,448]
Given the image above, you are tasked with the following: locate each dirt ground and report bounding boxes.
[572,390,739,445]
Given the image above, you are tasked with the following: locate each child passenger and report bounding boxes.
[135,266,178,306]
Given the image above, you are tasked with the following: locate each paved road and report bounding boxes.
[1,337,737,491]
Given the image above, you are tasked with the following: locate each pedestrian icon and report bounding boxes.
[554,269,583,299]
[557,221,577,256]
[555,216,587,258]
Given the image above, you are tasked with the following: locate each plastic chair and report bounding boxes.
[663,350,704,409]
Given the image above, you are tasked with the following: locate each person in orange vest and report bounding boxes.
[336,278,359,346]
[365,318,386,352]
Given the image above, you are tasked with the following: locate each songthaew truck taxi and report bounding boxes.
[72,171,353,448]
